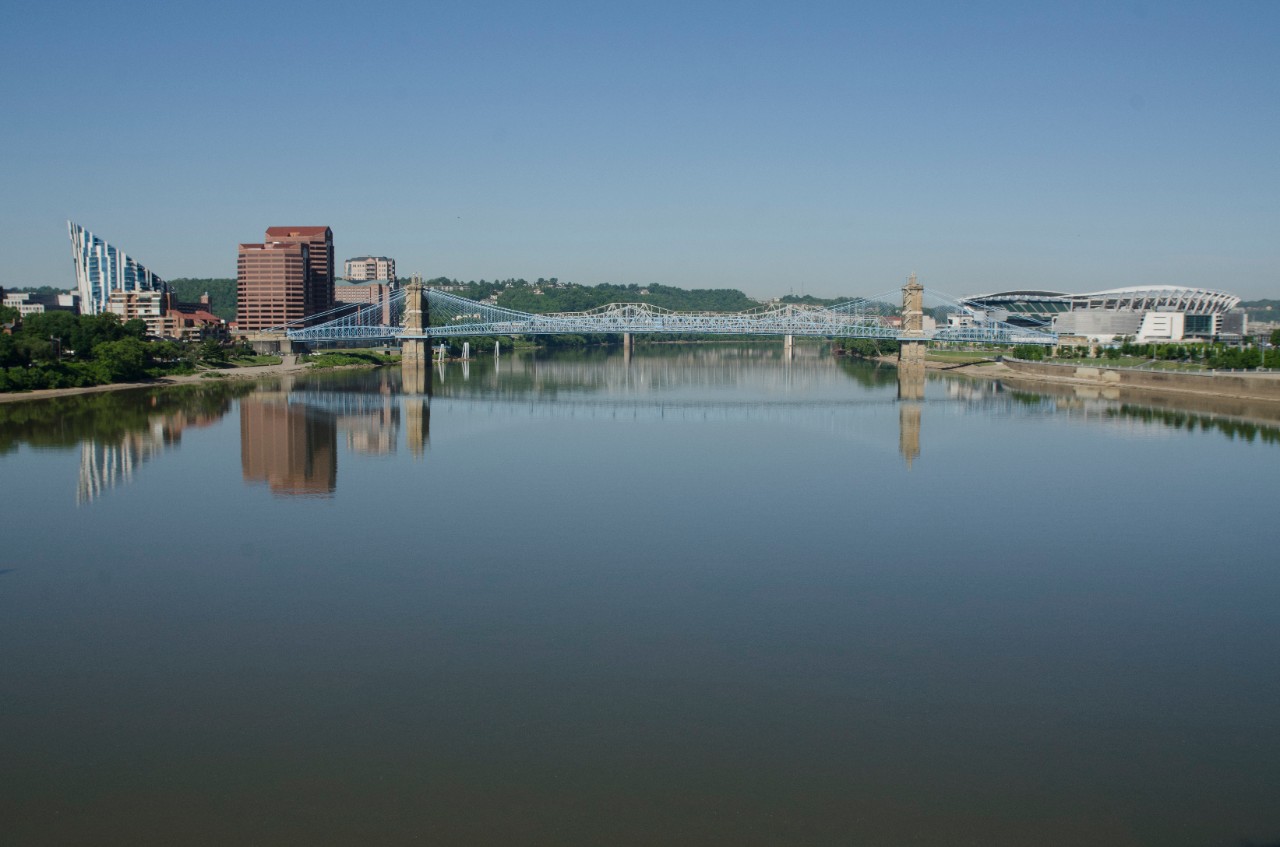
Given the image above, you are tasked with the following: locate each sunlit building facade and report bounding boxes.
[265,226,334,315]
[68,221,166,315]
[343,256,395,282]
[237,241,311,331]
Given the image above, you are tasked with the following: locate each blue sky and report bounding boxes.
[2,0,1277,299]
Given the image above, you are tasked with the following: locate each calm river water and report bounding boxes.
[1,345,1278,846]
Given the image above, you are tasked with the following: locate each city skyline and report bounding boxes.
[3,2,1278,299]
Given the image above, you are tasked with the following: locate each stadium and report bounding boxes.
[960,285,1245,343]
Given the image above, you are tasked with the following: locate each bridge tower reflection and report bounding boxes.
[402,360,431,459]
[898,360,925,469]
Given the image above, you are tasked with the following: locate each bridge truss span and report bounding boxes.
[285,285,1058,346]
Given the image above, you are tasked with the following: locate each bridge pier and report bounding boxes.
[899,339,926,364]
[784,334,794,358]
[622,332,634,352]
[402,338,428,364]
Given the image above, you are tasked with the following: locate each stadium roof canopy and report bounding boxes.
[963,285,1240,316]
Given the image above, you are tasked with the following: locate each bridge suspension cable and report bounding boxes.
[285,285,1058,346]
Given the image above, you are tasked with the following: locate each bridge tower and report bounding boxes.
[401,278,429,364]
[899,272,926,365]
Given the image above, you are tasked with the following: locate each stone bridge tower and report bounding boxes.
[900,272,926,365]
[401,278,428,365]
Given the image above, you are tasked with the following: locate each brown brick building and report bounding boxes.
[106,290,226,340]
[236,241,310,331]
[334,280,397,326]
[265,226,334,315]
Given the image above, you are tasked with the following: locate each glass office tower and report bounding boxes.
[68,221,165,315]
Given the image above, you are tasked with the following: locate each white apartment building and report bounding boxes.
[343,256,396,282]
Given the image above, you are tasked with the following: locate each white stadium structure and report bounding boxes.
[960,285,1245,343]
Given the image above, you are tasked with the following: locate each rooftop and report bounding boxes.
[266,226,331,237]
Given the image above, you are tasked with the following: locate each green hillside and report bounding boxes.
[168,278,237,321]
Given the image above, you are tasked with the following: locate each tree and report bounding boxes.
[93,337,149,381]
[72,313,132,358]
[0,334,24,368]
[20,311,79,355]
[1271,328,1280,347]
[199,338,229,366]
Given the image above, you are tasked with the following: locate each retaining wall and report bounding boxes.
[1003,359,1280,402]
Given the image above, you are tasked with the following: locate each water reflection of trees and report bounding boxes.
[1106,405,1280,445]
[993,378,1280,447]
[0,383,255,504]
[0,383,254,456]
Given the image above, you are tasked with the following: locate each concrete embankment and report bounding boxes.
[999,358,1280,404]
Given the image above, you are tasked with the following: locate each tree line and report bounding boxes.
[0,305,248,393]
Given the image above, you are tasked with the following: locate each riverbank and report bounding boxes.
[995,358,1280,403]
[0,356,312,405]
[867,351,1280,405]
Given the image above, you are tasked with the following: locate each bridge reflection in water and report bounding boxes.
[50,348,1280,503]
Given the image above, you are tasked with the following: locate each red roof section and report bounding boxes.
[265,226,330,237]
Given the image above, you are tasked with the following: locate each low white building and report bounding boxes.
[1136,312,1186,343]
[4,291,80,316]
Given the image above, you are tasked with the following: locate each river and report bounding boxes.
[1,345,1277,846]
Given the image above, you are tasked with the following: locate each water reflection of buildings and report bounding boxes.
[238,370,431,497]
[78,409,222,505]
[79,429,169,504]
[240,393,338,497]
[339,393,399,455]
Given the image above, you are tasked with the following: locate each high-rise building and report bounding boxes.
[236,241,310,331]
[265,226,334,315]
[343,256,396,282]
[68,221,166,315]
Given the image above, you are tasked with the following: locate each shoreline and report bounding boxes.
[0,356,312,405]
[12,347,1280,409]
[864,352,1280,407]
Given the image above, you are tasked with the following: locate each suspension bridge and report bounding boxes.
[283,275,1058,351]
